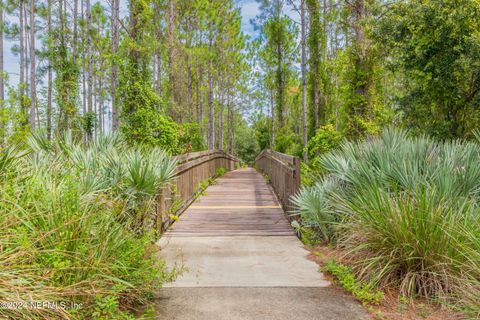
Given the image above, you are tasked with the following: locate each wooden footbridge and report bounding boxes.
[155,149,301,233]
[166,168,294,236]
[154,149,368,319]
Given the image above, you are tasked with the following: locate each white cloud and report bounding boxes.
[238,0,260,37]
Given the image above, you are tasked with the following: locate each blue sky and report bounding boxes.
[238,0,260,37]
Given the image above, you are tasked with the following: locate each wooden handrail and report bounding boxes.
[255,149,300,216]
[156,150,239,233]
[257,149,296,167]
[174,151,237,175]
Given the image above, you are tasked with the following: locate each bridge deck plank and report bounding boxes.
[166,167,295,236]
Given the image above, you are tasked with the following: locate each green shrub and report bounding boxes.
[215,167,227,177]
[301,125,343,186]
[291,221,323,246]
[252,114,271,151]
[121,111,209,155]
[178,122,206,153]
[236,122,260,165]
[274,127,302,158]
[0,132,178,319]
[306,124,343,159]
[121,109,181,154]
[80,111,98,138]
[294,128,480,315]
[324,260,384,306]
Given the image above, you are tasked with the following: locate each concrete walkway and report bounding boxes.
[156,168,368,319]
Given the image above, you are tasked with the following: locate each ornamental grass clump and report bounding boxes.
[0,132,178,319]
[293,128,480,316]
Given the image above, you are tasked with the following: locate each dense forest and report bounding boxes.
[0,0,477,159]
[250,0,480,163]
[0,0,479,319]
[0,0,249,155]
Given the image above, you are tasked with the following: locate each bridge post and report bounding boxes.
[156,189,165,233]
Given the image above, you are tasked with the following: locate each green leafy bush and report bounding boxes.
[121,109,181,154]
[121,110,209,155]
[0,132,178,319]
[291,221,323,246]
[236,119,260,165]
[324,260,384,306]
[215,167,227,177]
[294,128,480,316]
[80,111,98,138]
[374,0,480,139]
[274,127,302,157]
[178,122,206,153]
[252,113,272,151]
[306,124,343,159]
[302,124,343,185]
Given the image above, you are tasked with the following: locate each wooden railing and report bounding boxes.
[156,150,239,232]
[254,149,300,214]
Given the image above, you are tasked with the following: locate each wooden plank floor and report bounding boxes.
[166,167,295,236]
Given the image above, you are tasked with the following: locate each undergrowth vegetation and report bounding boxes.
[0,132,178,319]
[293,129,480,317]
[324,260,384,306]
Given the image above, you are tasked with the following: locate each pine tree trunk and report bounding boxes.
[57,0,65,129]
[167,0,176,107]
[207,29,214,150]
[276,41,283,129]
[111,0,119,130]
[73,0,78,64]
[306,0,321,132]
[231,112,235,153]
[354,0,367,95]
[29,0,35,130]
[24,3,30,105]
[93,72,97,138]
[270,90,275,149]
[196,67,201,124]
[0,2,3,141]
[347,0,371,138]
[24,3,28,95]
[227,90,233,154]
[0,2,4,106]
[300,0,308,162]
[81,0,86,115]
[275,2,284,130]
[86,0,92,119]
[187,63,193,120]
[99,67,103,134]
[198,35,204,130]
[47,0,52,139]
[333,0,339,130]
[153,0,162,95]
[218,85,224,151]
[19,0,25,121]
[322,0,328,123]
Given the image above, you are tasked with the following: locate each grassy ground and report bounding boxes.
[308,244,464,320]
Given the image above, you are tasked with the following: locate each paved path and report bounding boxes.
[156,168,368,319]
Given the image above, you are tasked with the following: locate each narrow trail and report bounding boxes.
[156,168,368,319]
